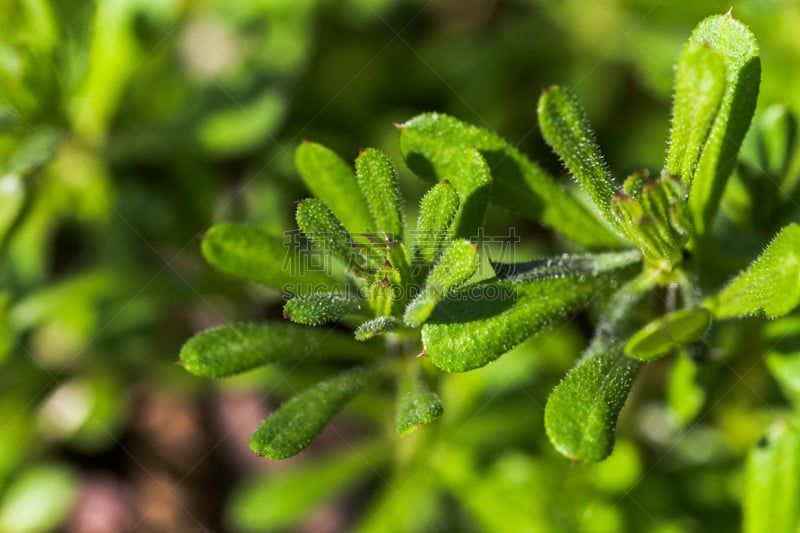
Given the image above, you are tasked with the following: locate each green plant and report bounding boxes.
[182,12,800,531]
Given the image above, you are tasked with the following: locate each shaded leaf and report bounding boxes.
[283,294,363,326]
[491,249,640,283]
[400,112,621,247]
[295,142,373,235]
[180,323,373,378]
[744,421,800,533]
[2,129,61,177]
[422,272,622,372]
[412,179,459,266]
[624,307,711,361]
[355,316,402,341]
[202,223,334,290]
[228,441,384,532]
[537,85,621,233]
[705,223,800,319]
[250,366,381,459]
[396,373,443,436]
[404,239,479,327]
[0,175,25,247]
[355,148,403,237]
[545,341,643,462]
[296,198,373,275]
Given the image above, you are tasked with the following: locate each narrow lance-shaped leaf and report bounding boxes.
[744,421,800,533]
[180,323,374,378]
[537,85,622,234]
[412,180,459,266]
[399,113,622,247]
[404,239,479,327]
[624,307,711,361]
[250,366,381,459]
[666,45,726,184]
[355,316,402,341]
[422,267,630,372]
[202,223,335,290]
[295,142,374,236]
[545,272,655,462]
[705,223,800,319]
[672,14,761,237]
[296,198,373,275]
[283,294,364,326]
[355,148,403,238]
[395,373,443,436]
[491,249,640,283]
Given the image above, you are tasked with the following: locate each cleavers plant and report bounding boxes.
[181,12,800,529]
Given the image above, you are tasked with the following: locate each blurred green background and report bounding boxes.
[1,0,800,531]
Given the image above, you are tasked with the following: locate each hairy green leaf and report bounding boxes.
[180,323,373,378]
[250,366,380,459]
[395,373,443,436]
[422,273,622,372]
[283,294,363,326]
[354,316,402,341]
[491,249,640,283]
[672,14,761,237]
[400,112,621,247]
[744,421,800,533]
[202,223,334,289]
[228,441,384,531]
[666,45,726,184]
[625,308,711,361]
[295,142,374,235]
[355,148,403,238]
[412,180,459,266]
[705,223,800,319]
[537,85,621,233]
[405,239,479,327]
[296,198,372,275]
[545,341,643,462]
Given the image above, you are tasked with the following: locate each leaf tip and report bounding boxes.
[393,121,406,130]
[725,6,733,17]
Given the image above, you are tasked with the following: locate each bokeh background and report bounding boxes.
[2,0,800,532]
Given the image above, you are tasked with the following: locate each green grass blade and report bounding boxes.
[400,113,622,247]
[180,323,373,378]
[250,366,381,459]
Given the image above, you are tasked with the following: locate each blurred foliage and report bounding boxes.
[0,0,799,532]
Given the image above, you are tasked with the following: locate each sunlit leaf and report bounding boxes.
[202,222,335,290]
[0,464,79,533]
[180,323,373,378]
[395,373,443,436]
[705,223,800,319]
[295,142,374,236]
[624,308,711,361]
[250,366,381,459]
[404,239,479,327]
[491,249,640,283]
[400,112,621,247]
[354,316,402,341]
[296,198,373,274]
[412,179,459,267]
[545,341,643,462]
[537,85,621,233]
[355,148,403,238]
[283,294,363,326]
[744,421,800,533]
